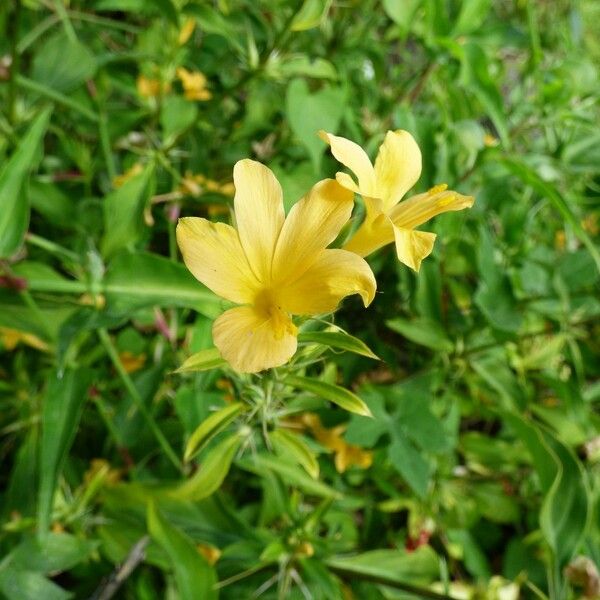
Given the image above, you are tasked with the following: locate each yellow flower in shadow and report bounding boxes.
[0,327,48,352]
[136,75,170,98]
[320,130,474,271]
[302,413,373,473]
[176,159,376,373]
[177,67,212,101]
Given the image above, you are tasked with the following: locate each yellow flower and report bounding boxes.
[0,327,48,352]
[136,75,170,98]
[320,130,475,271]
[178,18,196,45]
[113,162,143,188]
[176,159,376,373]
[176,67,212,101]
[301,413,373,473]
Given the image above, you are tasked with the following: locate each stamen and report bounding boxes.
[427,183,448,196]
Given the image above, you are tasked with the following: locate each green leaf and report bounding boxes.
[176,348,227,374]
[270,429,320,479]
[388,430,430,499]
[325,545,439,587]
[386,317,453,352]
[37,369,93,535]
[382,0,421,33]
[31,31,96,93]
[247,454,338,498]
[298,330,379,360]
[0,569,71,600]
[0,108,52,258]
[161,96,198,143]
[502,158,600,273]
[503,412,590,566]
[452,0,491,35]
[147,502,217,600]
[11,533,97,573]
[101,163,155,257]
[286,79,346,172]
[291,0,329,31]
[171,434,242,501]
[457,41,510,148]
[285,375,372,417]
[104,252,220,316]
[184,403,245,462]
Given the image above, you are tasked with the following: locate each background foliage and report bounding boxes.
[0,0,599,598]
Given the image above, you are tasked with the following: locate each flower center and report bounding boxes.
[253,289,297,340]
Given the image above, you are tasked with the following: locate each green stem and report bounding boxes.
[98,108,117,182]
[26,232,80,263]
[92,394,125,448]
[53,0,77,42]
[98,328,184,473]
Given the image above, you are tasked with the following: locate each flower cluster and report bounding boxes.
[177,131,473,373]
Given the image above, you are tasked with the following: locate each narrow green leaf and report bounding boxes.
[386,317,454,352]
[0,569,71,600]
[248,454,338,498]
[285,375,372,417]
[298,330,379,359]
[184,403,245,462]
[177,348,227,375]
[326,545,439,587]
[291,0,329,31]
[171,434,241,501]
[0,108,52,258]
[503,158,600,273]
[101,164,155,257]
[147,502,217,600]
[38,369,92,535]
[270,429,320,479]
[452,0,491,35]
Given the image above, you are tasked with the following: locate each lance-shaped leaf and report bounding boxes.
[171,433,242,501]
[270,429,319,479]
[285,375,372,417]
[0,108,52,258]
[147,502,217,600]
[177,348,227,374]
[184,403,246,462]
[298,330,379,359]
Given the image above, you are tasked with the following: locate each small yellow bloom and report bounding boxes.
[178,18,196,45]
[177,67,212,101]
[197,543,221,565]
[177,159,376,373]
[0,327,48,352]
[178,172,235,198]
[301,413,372,473]
[483,133,499,147]
[118,351,146,373]
[320,130,474,271]
[136,75,170,98]
[113,163,143,188]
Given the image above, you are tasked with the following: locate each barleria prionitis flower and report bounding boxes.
[177,159,376,374]
[320,130,474,271]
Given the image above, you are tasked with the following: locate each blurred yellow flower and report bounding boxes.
[0,327,48,352]
[321,130,474,271]
[177,159,376,373]
[118,351,146,373]
[302,413,372,473]
[197,543,221,565]
[176,67,212,101]
[113,162,143,188]
[178,172,235,197]
[178,18,196,45]
[136,75,170,98]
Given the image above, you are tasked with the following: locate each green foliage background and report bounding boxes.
[0,0,599,598]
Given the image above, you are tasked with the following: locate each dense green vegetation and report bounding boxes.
[0,0,599,598]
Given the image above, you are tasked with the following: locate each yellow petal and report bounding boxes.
[176,217,258,304]
[390,185,475,229]
[392,226,437,272]
[343,204,395,257]
[320,131,376,195]
[233,159,285,282]
[373,130,422,211]
[278,249,376,315]
[212,306,297,373]
[178,18,196,45]
[272,179,354,285]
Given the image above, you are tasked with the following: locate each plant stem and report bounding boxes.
[8,0,22,126]
[97,328,184,473]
